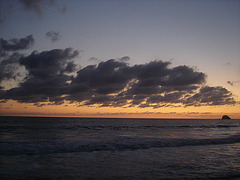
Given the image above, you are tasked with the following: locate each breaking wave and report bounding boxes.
[1,134,240,155]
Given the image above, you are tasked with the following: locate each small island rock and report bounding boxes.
[222,115,231,119]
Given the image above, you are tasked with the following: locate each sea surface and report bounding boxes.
[0,116,240,179]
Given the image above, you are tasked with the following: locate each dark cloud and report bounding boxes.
[45,31,61,42]
[65,59,233,108]
[64,61,77,73]
[0,35,34,84]
[19,48,79,78]
[72,59,131,94]
[2,48,79,104]
[0,54,236,108]
[0,35,34,53]
[0,53,23,83]
[19,0,67,16]
[184,86,236,106]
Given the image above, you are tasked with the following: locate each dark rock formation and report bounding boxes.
[222,115,231,119]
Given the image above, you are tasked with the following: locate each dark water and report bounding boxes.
[0,116,240,179]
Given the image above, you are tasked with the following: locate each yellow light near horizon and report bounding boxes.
[0,100,240,119]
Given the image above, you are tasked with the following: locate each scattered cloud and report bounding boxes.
[18,0,67,16]
[19,0,43,16]
[227,81,234,86]
[0,0,66,24]
[45,31,61,42]
[227,80,240,86]
[119,56,130,62]
[89,57,100,62]
[0,50,236,108]
[224,62,232,66]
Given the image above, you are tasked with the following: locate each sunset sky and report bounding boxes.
[0,0,239,119]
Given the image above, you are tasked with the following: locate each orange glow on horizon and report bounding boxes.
[1,100,240,119]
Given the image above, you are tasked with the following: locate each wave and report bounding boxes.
[1,134,240,156]
[0,124,238,132]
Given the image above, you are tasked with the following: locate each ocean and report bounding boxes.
[0,116,240,179]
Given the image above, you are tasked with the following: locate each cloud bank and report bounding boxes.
[0,43,236,108]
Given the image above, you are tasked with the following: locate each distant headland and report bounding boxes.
[221,115,231,119]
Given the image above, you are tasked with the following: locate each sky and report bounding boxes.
[0,0,240,119]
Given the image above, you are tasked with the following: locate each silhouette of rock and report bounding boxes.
[222,115,231,119]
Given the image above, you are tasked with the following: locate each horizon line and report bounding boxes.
[0,115,237,120]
